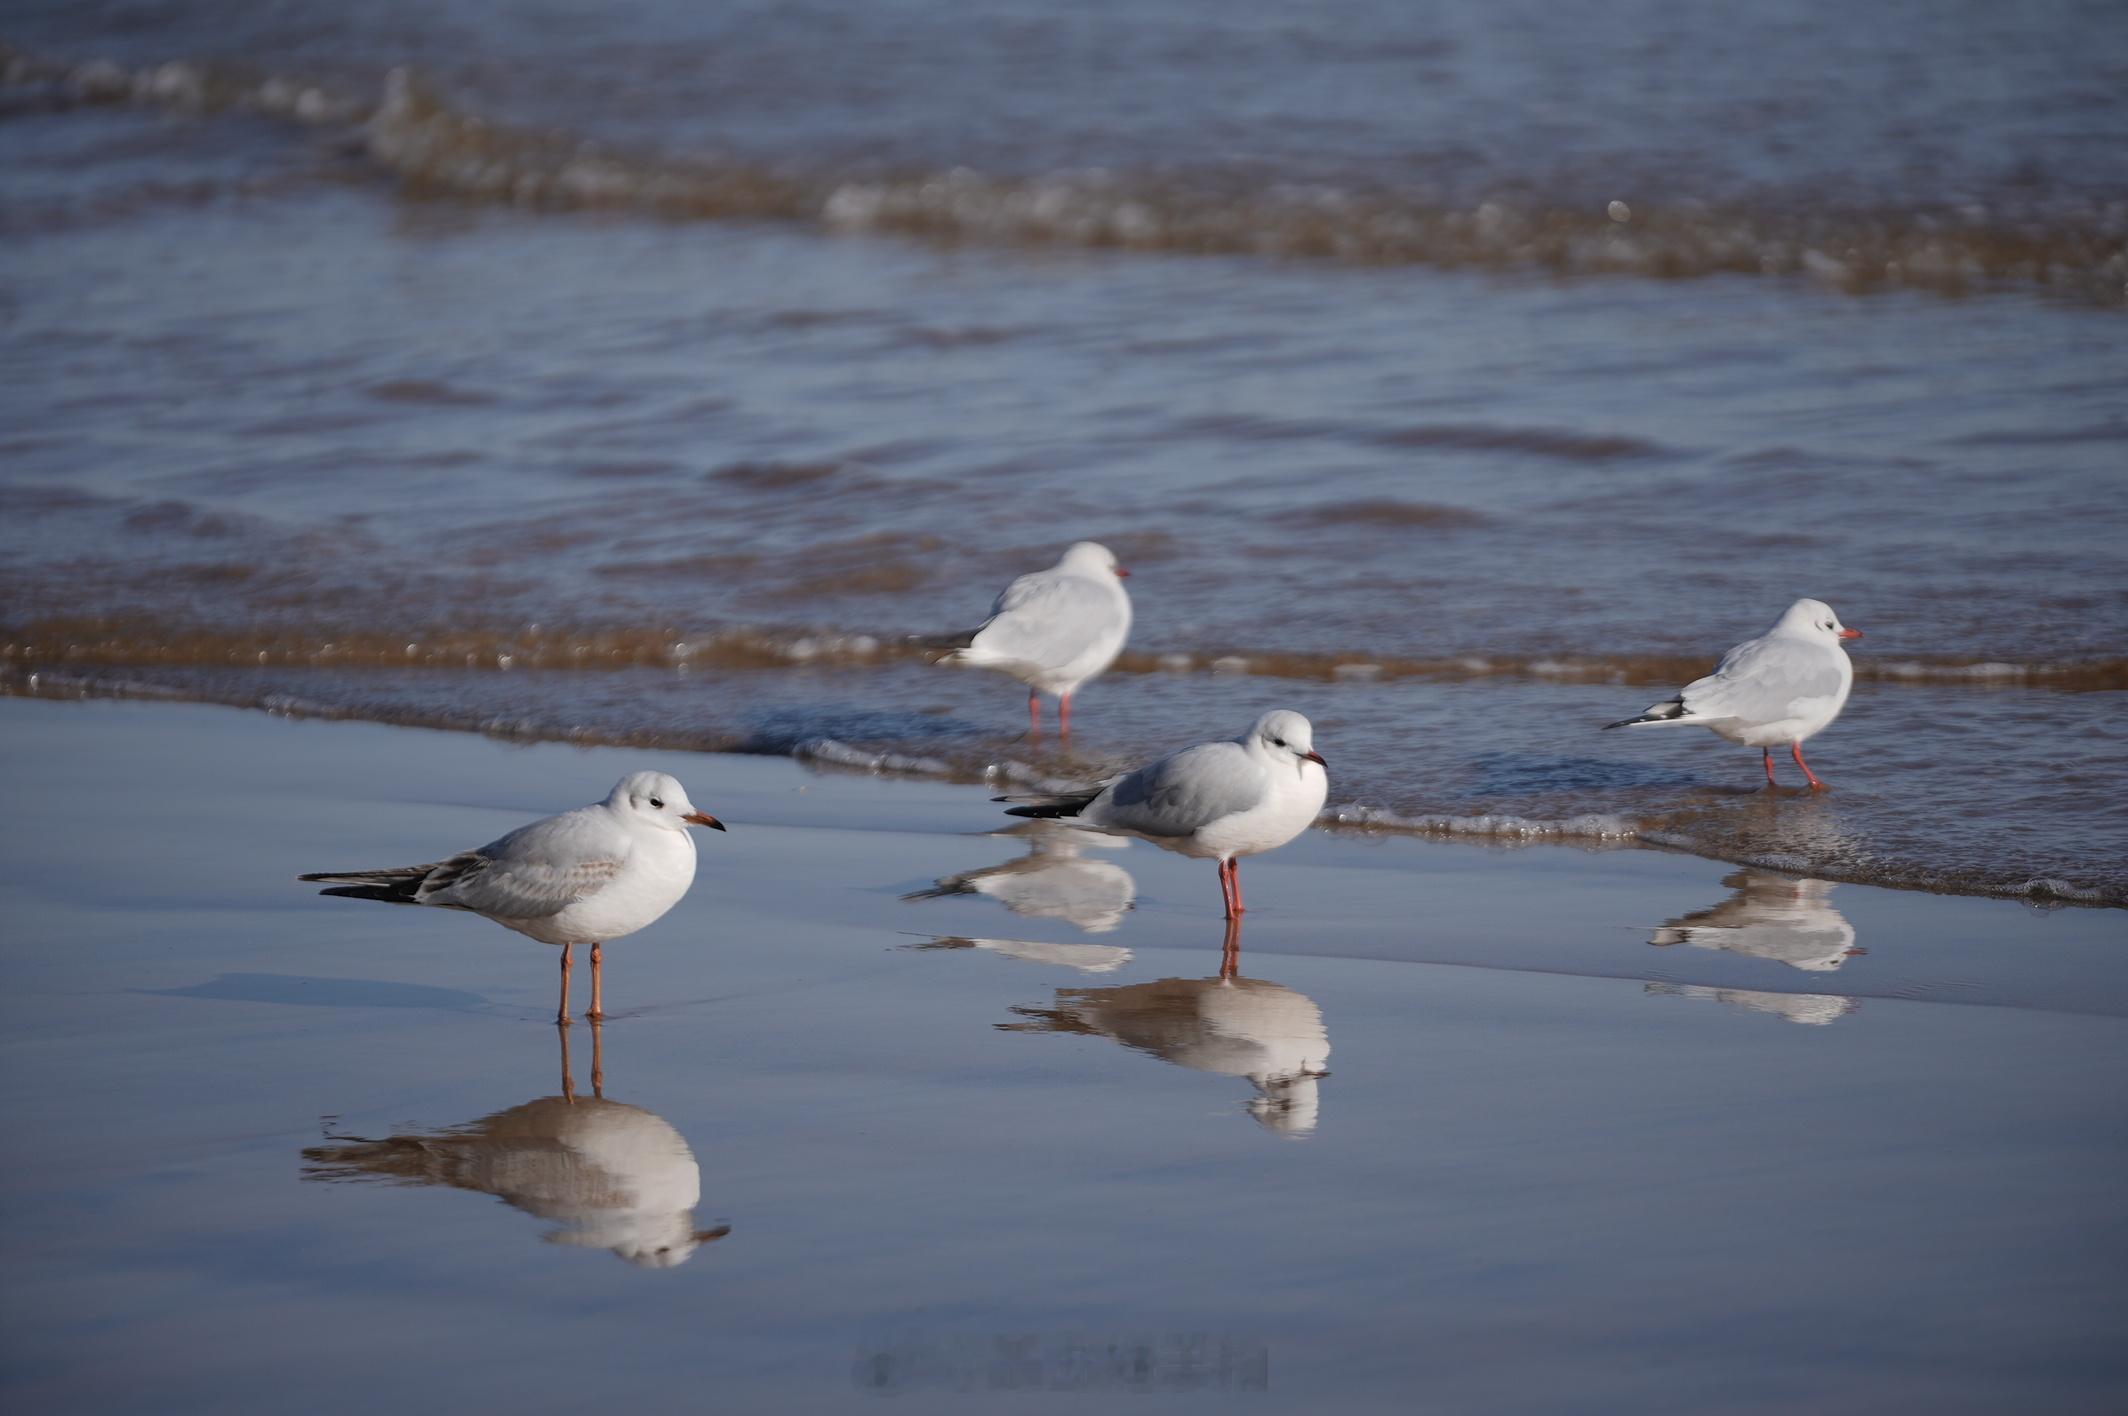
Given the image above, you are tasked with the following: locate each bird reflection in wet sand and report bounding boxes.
[1647,981,1858,1026]
[1651,868,1864,973]
[300,1025,730,1267]
[913,936,1132,973]
[904,821,1137,933]
[1001,922,1330,1134]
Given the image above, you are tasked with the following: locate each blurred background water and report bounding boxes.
[3,0,2125,901]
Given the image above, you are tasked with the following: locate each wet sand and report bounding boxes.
[1,696,2124,1414]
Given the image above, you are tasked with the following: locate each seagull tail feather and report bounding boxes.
[298,867,428,904]
[1604,698,1689,730]
[997,787,1102,820]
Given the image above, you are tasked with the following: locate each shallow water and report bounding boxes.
[3,698,2126,1413]
[3,2,2126,901]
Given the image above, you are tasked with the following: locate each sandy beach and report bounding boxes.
[2,695,2123,1414]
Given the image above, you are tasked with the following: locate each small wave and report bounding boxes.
[364,379,496,407]
[1362,424,1671,462]
[571,460,684,481]
[709,460,849,490]
[1326,804,1640,843]
[2014,878,2109,904]
[793,737,955,777]
[8,43,2124,305]
[1950,422,2128,448]
[1293,500,1487,529]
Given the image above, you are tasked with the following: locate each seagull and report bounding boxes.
[1000,710,1326,918]
[302,1026,731,1267]
[298,771,725,1024]
[941,541,1132,736]
[1605,598,1863,788]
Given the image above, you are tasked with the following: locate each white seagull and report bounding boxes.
[942,541,1132,736]
[1605,598,1863,788]
[298,771,725,1024]
[1002,710,1327,918]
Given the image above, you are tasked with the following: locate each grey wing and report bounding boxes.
[971,573,1124,668]
[1091,743,1263,837]
[1681,636,1844,723]
[421,817,625,918]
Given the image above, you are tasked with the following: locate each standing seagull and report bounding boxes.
[298,772,725,1024]
[942,541,1132,737]
[1002,710,1326,918]
[1605,598,1863,788]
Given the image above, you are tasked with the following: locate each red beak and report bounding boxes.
[1839,628,1863,640]
[1114,567,1131,579]
[682,810,727,831]
[1301,750,1327,768]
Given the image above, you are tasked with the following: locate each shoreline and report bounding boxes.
[8,666,2119,911]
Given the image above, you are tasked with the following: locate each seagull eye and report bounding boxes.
[649,796,664,809]
[1272,737,1286,747]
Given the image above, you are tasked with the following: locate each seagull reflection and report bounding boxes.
[1001,923,1330,1134]
[913,936,1132,973]
[906,821,1137,933]
[1646,981,1858,1026]
[1651,868,1862,973]
[300,1025,729,1267]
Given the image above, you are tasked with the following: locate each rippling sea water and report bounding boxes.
[3,1,2125,902]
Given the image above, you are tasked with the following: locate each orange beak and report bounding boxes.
[1114,567,1131,578]
[1301,750,1327,767]
[682,810,727,831]
[1839,627,1864,640]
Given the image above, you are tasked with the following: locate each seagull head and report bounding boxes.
[1247,1071,1325,1136]
[1060,540,1129,581]
[546,1208,732,1267]
[1246,710,1327,773]
[606,772,726,832]
[1779,598,1863,644]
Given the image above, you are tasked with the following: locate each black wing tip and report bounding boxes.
[1604,699,1686,729]
[312,884,418,904]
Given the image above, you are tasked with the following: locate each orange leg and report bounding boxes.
[1028,689,1041,737]
[1216,858,1246,918]
[586,941,605,1022]
[557,943,573,1027]
[1219,915,1242,979]
[1763,748,1778,789]
[1058,693,1073,738]
[1792,742,1826,790]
